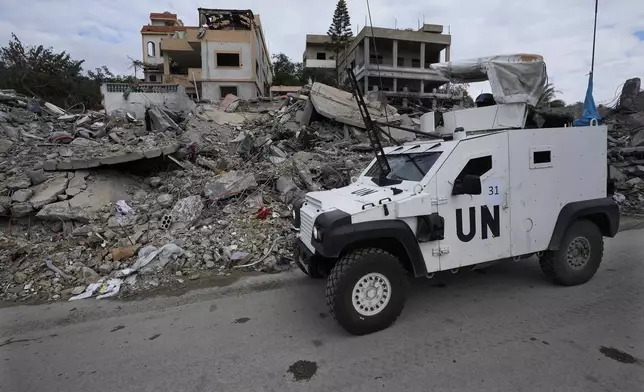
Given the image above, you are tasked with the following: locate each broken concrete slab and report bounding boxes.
[308,82,400,129]
[619,78,641,110]
[7,177,31,190]
[36,200,90,222]
[610,165,629,182]
[147,105,178,132]
[27,170,49,186]
[11,188,34,203]
[170,195,204,224]
[204,171,258,201]
[10,202,34,217]
[0,139,13,154]
[30,177,69,208]
[632,128,644,147]
[220,94,241,113]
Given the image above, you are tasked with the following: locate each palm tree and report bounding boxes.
[127,56,144,79]
[537,83,566,108]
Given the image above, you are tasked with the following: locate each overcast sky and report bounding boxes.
[0,0,642,104]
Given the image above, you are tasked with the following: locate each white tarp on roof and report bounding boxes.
[430,54,547,106]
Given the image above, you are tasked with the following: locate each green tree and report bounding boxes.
[0,34,143,110]
[271,53,304,86]
[127,56,144,79]
[537,83,566,108]
[327,0,353,50]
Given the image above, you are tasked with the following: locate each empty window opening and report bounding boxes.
[217,53,240,67]
[369,54,383,64]
[411,58,421,68]
[316,52,327,60]
[149,75,157,82]
[456,155,493,181]
[147,42,156,57]
[220,86,238,97]
[533,150,551,164]
[397,57,405,67]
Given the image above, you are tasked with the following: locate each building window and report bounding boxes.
[149,75,157,82]
[397,57,405,67]
[147,42,156,57]
[217,53,240,67]
[316,52,327,60]
[369,54,383,64]
[411,58,421,68]
[456,156,493,182]
[220,86,238,97]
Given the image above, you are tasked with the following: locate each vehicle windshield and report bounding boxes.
[365,152,442,182]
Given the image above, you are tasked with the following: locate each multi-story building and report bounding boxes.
[303,35,340,69]
[333,24,453,101]
[140,8,272,101]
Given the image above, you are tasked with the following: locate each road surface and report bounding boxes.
[2,228,643,392]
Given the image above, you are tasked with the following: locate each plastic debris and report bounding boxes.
[45,257,72,280]
[116,243,184,277]
[115,200,137,226]
[68,278,123,301]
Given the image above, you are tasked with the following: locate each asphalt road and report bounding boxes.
[2,228,643,392]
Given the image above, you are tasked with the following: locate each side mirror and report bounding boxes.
[452,174,482,195]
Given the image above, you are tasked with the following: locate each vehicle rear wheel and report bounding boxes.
[539,219,604,286]
[326,248,407,335]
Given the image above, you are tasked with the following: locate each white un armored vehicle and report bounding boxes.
[293,54,619,335]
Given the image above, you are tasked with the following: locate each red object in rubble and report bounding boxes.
[256,206,273,220]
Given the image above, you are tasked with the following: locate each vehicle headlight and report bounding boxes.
[312,226,322,241]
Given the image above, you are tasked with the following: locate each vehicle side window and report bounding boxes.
[455,155,492,182]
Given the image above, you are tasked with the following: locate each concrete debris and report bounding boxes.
[605,78,644,214]
[169,195,204,224]
[204,171,258,201]
[0,80,481,302]
[220,94,241,113]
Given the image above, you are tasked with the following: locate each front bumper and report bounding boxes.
[295,239,315,276]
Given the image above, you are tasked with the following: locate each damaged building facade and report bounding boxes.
[333,24,454,106]
[141,9,273,101]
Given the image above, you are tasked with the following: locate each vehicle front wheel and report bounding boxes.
[539,219,604,286]
[326,248,407,335]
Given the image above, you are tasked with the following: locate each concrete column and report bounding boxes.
[163,54,170,76]
[420,80,425,94]
[392,39,398,68]
[364,76,369,93]
[420,43,426,69]
[445,45,451,62]
[364,37,370,67]
[393,78,398,92]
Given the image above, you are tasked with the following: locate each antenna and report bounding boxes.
[591,0,599,74]
[394,18,397,29]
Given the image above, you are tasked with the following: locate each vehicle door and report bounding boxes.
[434,132,512,271]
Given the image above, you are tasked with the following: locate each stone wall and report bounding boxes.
[100,84,196,119]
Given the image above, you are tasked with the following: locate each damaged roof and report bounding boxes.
[197,8,255,30]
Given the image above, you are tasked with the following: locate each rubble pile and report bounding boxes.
[603,78,644,215]
[0,86,379,302]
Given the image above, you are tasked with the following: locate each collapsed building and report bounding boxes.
[141,9,273,101]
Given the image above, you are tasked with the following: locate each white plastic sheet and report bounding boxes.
[430,54,547,106]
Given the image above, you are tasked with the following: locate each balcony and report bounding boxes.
[304,59,336,69]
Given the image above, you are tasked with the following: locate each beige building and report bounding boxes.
[332,24,452,100]
[303,35,341,69]
[140,8,273,101]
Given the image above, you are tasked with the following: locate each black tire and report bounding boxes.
[539,219,604,286]
[326,248,407,335]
